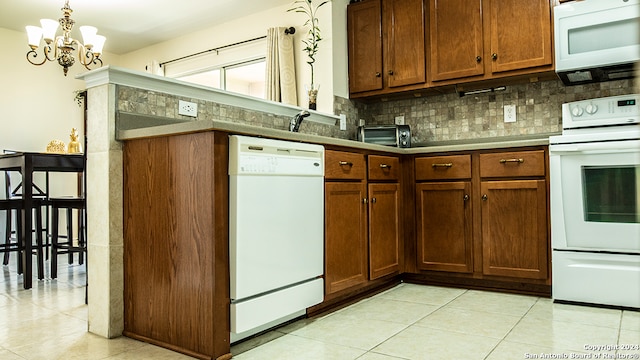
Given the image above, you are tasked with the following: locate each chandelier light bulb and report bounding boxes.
[25,26,43,49]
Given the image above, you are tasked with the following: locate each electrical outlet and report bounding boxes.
[504,104,516,123]
[359,119,366,127]
[179,100,198,117]
[339,114,347,131]
[395,115,405,125]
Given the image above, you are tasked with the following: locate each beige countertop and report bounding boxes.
[117,118,554,154]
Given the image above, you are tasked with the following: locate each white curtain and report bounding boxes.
[265,27,297,106]
[145,60,164,76]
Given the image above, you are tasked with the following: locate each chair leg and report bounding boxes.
[35,207,44,280]
[67,208,73,265]
[3,210,10,266]
[51,206,59,279]
[78,209,85,265]
[16,213,23,275]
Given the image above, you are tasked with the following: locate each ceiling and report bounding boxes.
[0,0,293,55]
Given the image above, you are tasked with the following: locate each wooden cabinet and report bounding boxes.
[429,0,553,84]
[479,151,548,280]
[414,148,550,286]
[368,155,401,280]
[324,151,368,295]
[415,155,473,273]
[324,151,402,297]
[348,0,426,95]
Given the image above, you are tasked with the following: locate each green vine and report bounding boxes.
[288,0,329,88]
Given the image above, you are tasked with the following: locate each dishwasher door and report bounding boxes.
[229,135,325,338]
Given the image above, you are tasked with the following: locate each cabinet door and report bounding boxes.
[488,0,552,74]
[416,182,473,273]
[368,183,401,280]
[348,0,383,93]
[481,180,548,279]
[383,0,426,88]
[429,0,484,81]
[325,182,369,295]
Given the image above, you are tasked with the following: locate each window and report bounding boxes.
[175,59,266,99]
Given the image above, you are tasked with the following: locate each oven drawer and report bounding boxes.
[480,150,545,178]
[325,150,366,180]
[368,155,400,181]
[415,155,471,180]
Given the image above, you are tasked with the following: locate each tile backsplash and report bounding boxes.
[116,77,637,145]
[351,78,638,144]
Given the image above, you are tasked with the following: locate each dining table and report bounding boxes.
[0,152,85,289]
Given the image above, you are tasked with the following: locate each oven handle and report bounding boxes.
[549,140,640,154]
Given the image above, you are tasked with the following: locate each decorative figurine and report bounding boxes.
[67,128,82,153]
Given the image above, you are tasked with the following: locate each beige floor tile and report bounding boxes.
[376,283,466,306]
[356,352,407,360]
[231,330,286,356]
[233,334,366,360]
[505,316,619,352]
[445,289,538,317]
[337,297,439,325]
[104,343,195,360]
[485,340,589,360]
[622,310,640,331]
[415,306,521,339]
[618,329,640,357]
[0,349,24,360]
[290,314,407,351]
[527,299,622,328]
[372,325,500,360]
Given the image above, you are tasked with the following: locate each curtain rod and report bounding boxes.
[159,26,295,67]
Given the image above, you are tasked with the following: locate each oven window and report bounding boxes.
[582,166,639,223]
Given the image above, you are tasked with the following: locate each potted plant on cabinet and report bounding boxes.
[288,0,329,110]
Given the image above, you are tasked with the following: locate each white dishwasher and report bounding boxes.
[229,135,324,342]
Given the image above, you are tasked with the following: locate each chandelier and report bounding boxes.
[25,0,106,76]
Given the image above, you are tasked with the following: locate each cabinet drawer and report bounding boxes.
[325,150,366,180]
[368,155,400,181]
[480,150,545,178]
[415,155,471,180]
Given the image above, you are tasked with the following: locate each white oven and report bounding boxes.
[549,94,640,309]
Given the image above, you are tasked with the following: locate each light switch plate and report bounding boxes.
[339,114,347,131]
[395,115,405,125]
[504,104,516,123]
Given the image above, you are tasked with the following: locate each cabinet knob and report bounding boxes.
[388,70,394,75]
[375,72,381,77]
[363,198,368,204]
[492,53,498,61]
[476,56,482,63]
[371,197,377,204]
[338,161,354,167]
[482,194,488,201]
[464,194,470,201]
[379,164,391,169]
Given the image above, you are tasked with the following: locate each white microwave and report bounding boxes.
[554,0,640,85]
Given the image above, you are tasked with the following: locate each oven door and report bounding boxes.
[550,139,640,253]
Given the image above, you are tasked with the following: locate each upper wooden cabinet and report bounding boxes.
[348,0,426,95]
[429,0,553,84]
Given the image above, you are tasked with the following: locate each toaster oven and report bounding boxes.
[356,125,411,148]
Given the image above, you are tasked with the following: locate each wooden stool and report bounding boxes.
[50,197,86,279]
[0,198,46,279]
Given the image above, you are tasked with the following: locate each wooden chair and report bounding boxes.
[0,198,46,280]
[50,197,86,279]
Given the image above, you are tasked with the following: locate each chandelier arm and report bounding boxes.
[26,50,48,66]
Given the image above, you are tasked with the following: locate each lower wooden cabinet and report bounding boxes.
[481,179,548,279]
[368,183,401,279]
[413,147,550,288]
[325,182,369,295]
[416,181,473,273]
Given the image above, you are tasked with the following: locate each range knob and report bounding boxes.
[400,131,408,137]
[585,103,598,115]
[571,106,584,117]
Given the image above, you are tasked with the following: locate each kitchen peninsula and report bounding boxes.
[78,66,552,360]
